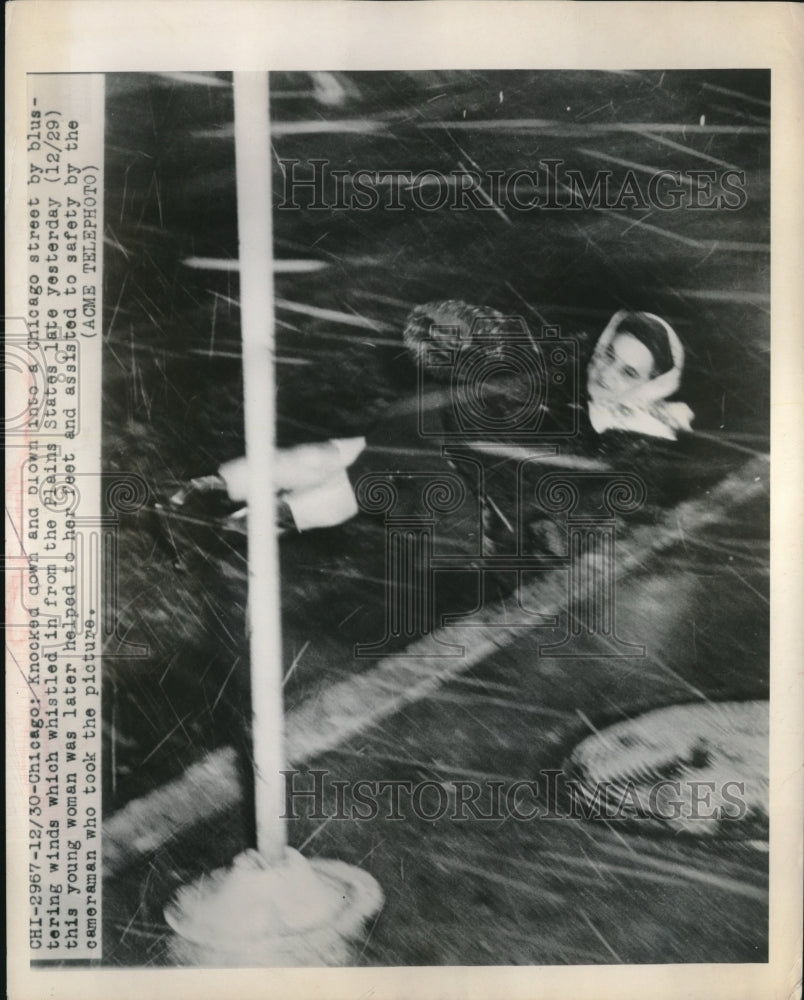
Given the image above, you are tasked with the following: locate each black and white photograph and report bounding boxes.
[5,4,803,999]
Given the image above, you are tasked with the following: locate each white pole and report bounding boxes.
[166,77,382,965]
[233,72,286,864]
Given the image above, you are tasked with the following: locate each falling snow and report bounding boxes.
[98,70,769,968]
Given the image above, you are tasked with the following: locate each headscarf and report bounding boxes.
[587,310,695,441]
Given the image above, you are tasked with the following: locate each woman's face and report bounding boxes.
[588,332,655,399]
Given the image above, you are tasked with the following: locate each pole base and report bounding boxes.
[164,847,383,967]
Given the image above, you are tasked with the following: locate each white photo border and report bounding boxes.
[6,3,802,999]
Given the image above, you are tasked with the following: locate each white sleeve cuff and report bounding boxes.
[284,469,359,530]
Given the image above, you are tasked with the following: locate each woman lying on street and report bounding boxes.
[168,301,718,557]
